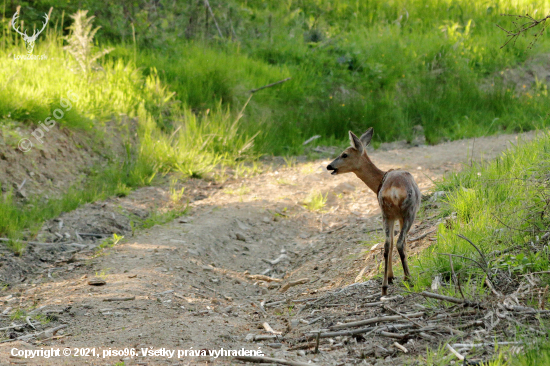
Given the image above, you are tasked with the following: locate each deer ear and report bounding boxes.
[360,128,374,147]
[349,131,364,152]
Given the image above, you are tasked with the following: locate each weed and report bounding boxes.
[64,10,113,73]
[275,178,294,186]
[95,270,108,279]
[169,178,185,203]
[415,132,550,294]
[98,234,123,250]
[5,239,25,257]
[10,309,25,321]
[223,186,250,197]
[303,191,327,211]
[141,206,189,229]
[283,156,297,168]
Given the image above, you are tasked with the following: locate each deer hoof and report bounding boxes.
[388,276,394,284]
[381,286,388,296]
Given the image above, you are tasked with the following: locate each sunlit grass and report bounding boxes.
[414,132,550,292]
[303,191,328,211]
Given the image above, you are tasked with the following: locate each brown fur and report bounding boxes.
[327,129,421,296]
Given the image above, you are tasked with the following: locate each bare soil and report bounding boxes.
[0,131,541,366]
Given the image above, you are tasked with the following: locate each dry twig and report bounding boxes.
[497,13,550,49]
[330,312,424,330]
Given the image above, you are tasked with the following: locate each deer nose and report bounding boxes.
[327,164,333,170]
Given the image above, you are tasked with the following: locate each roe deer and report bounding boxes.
[327,128,421,296]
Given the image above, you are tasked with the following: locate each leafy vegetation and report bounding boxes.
[0,1,549,362]
[2,0,550,156]
[303,191,328,211]
[414,133,550,292]
[409,133,550,364]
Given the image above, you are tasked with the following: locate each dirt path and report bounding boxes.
[0,131,539,366]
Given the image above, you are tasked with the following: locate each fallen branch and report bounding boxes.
[442,326,466,337]
[393,342,408,353]
[103,296,135,302]
[264,298,316,308]
[419,332,437,341]
[455,320,484,330]
[451,341,522,348]
[0,238,87,247]
[234,355,312,366]
[263,322,281,335]
[309,323,415,339]
[446,343,465,361]
[76,232,110,238]
[12,324,68,342]
[420,291,485,308]
[431,309,478,321]
[0,323,26,331]
[287,342,319,351]
[384,305,424,327]
[379,331,407,339]
[409,228,437,242]
[263,254,290,266]
[279,278,309,293]
[504,304,550,314]
[330,312,424,330]
[247,274,282,282]
[327,224,347,234]
[25,316,36,330]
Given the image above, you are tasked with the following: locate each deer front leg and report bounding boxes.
[381,218,395,296]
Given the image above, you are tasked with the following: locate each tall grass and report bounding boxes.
[5,0,550,155]
[0,21,258,243]
[413,132,550,293]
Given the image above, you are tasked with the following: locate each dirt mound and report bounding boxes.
[0,120,129,201]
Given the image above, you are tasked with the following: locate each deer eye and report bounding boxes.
[342,153,348,158]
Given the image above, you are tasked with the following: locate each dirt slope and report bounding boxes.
[0,131,539,366]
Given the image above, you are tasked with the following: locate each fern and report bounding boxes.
[64,10,113,73]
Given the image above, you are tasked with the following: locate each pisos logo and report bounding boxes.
[11,11,49,60]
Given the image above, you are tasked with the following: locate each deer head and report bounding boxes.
[12,11,49,55]
[326,128,374,175]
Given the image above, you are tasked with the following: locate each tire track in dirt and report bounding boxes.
[0,131,539,365]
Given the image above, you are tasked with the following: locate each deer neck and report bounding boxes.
[353,154,385,194]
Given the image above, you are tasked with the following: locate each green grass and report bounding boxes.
[512,341,550,365]
[0,159,156,242]
[413,132,550,293]
[404,132,550,364]
[303,191,328,211]
[5,0,549,156]
[0,18,256,244]
[0,0,549,258]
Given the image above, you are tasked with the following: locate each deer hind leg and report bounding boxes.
[387,222,395,284]
[396,215,414,282]
[381,218,395,296]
